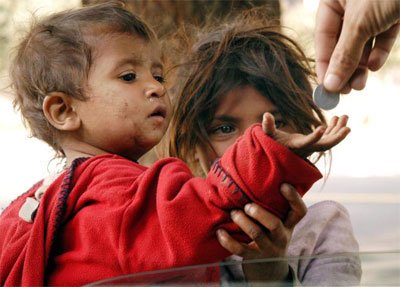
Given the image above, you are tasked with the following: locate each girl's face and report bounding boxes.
[200,85,296,169]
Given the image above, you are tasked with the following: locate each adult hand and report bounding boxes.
[315,0,400,93]
[216,183,307,283]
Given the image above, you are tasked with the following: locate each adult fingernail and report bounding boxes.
[350,75,367,90]
[324,74,342,92]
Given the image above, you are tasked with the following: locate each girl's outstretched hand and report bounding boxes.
[262,112,351,158]
[217,184,306,283]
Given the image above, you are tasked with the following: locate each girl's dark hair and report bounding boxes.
[10,2,156,156]
[169,18,327,174]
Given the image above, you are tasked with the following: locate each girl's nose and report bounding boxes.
[145,79,166,99]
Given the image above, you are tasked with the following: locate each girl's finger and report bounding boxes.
[315,126,351,151]
[231,209,279,252]
[262,112,276,136]
[216,228,250,257]
[324,116,339,135]
[280,183,307,229]
[231,210,268,242]
[243,203,275,229]
[289,126,325,149]
[243,204,287,246]
[329,115,349,135]
[329,127,351,146]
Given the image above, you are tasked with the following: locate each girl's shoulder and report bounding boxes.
[290,200,358,254]
[307,200,350,217]
[293,200,353,237]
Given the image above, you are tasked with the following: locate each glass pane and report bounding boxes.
[87,251,400,286]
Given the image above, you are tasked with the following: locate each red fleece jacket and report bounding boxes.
[0,125,322,286]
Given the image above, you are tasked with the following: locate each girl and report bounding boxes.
[168,18,361,285]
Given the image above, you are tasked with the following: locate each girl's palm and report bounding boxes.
[262,113,350,158]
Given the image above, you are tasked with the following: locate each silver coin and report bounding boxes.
[313,84,340,110]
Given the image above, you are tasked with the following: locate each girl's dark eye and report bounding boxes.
[219,125,233,133]
[154,75,165,83]
[210,124,235,135]
[120,73,136,82]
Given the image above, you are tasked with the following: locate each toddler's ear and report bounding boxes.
[42,92,81,131]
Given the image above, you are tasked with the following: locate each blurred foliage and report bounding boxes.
[82,0,281,38]
[0,1,16,72]
[0,1,398,85]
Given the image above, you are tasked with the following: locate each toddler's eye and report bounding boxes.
[154,75,165,83]
[120,73,136,82]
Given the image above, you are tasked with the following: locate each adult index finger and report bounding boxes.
[323,4,370,92]
[280,184,307,229]
[315,0,344,84]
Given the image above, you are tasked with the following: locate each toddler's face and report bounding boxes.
[202,85,296,166]
[75,34,171,161]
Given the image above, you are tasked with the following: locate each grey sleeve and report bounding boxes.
[288,200,362,286]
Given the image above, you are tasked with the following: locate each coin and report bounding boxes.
[313,84,340,110]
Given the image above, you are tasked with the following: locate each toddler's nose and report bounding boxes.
[145,80,165,99]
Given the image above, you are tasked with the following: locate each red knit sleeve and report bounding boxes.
[118,124,322,274]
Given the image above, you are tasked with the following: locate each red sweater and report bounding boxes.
[0,125,321,286]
